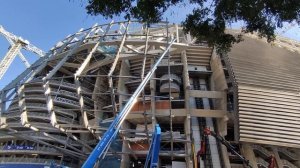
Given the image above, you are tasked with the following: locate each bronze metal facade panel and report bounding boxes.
[228,37,300,148]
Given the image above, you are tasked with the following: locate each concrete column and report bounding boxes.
[92,71,104,124]
[181,51,192,168]
[241,143,258,168]
[220,145,231,168]
[0,91,6,114]
[79,117,90,154]
[217,118,231,168]
[118,60,131,168]
[120,121,131,168]
[150,58,157,128]
[199,79,221,168]
[210,50,231,168]
[271,147,283,168]
[217,92,230,168]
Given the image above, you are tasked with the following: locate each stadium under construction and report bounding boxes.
[0,21,300,168]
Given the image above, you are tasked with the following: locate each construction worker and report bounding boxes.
[196,140,206,168]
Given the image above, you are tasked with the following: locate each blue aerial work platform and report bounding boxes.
[144,124,161,168]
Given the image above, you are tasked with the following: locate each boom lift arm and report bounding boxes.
[203,127,253,168]
[144,124,161,168]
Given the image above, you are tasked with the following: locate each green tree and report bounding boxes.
[85,0,300,54]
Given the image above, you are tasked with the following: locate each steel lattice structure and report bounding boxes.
[0,25,45,80]
[0,21,300,168]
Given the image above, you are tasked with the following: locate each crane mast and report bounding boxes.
[0,25,45,80]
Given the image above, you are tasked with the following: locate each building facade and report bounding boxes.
[0,21,299,168]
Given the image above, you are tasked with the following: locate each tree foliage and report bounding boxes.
[85,0,300,54]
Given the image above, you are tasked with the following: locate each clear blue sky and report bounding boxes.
[0,0,111,89]
[0,0,299,89]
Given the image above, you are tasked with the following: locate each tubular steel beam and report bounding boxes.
[44,25,97,80]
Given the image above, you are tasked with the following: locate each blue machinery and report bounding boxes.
[82,39,175,168]
[144,124,161,168]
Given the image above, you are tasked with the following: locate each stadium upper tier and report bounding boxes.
[0,21,299,168]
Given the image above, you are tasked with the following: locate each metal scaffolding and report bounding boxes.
[0,21,299,168]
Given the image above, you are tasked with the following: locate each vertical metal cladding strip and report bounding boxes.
[82,38,176,168]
